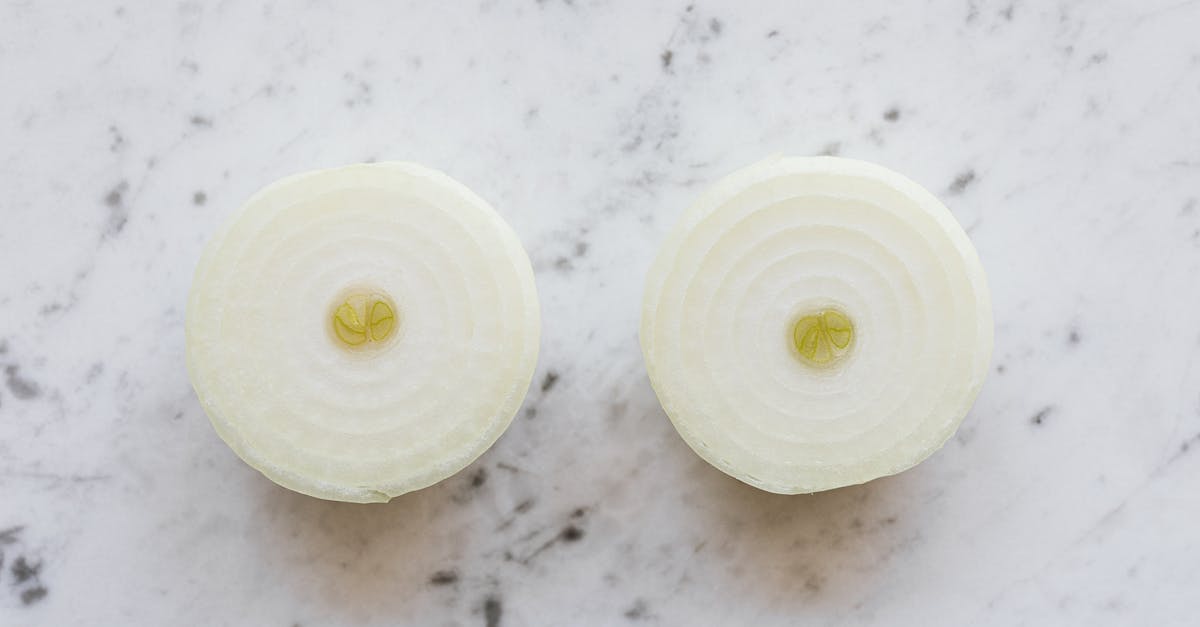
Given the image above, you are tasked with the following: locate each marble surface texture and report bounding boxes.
[3,1,1200,625]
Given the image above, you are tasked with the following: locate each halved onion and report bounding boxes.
[641,156,992,494]
[186,162,539,503]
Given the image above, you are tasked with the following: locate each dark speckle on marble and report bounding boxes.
[483,595,502,627]
[607,399,629,424]
[997,364,1006,374]
[429,570,459,586]
[447,465,486,501]
[708,18,722,35]
[804,574,826,593]
[1031,406,1054,426]
[0,339,8,355]
[1068,329,1081,345]
[948,170,977,195]
[1000,4,1014,20]
[620,133,644,153]
[515,508,591,564]
[514,498,535,514]
[5,365,41,400]
[85,361,105,382]
[766,29,779,38]
[819,142,842,156]
[343,73,373,108]
[541,371,559,393]
[1087,51,1108,66]
[624,598,649,620]
[104,182,125,207]
[11,556,40,584]
[866,127,885,147]
[103,180,130,236]
[189,115,212,127]
[470,468,488,489]
[883,107,900,122]
[660,49,673,70]
[193,191,207,206]
[0,526,23,544]
[21,586,47,605]
[108,125,125,152]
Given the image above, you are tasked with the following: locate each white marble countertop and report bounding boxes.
[3,1,1199,625]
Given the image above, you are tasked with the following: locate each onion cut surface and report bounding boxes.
[186,163,539,503]
[640,156,992,494]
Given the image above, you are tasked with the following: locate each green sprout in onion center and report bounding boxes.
[331,291,397,349]
[792,308,854,367]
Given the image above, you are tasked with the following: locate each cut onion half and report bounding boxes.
[186,163,540,503]
[640,156,992,494]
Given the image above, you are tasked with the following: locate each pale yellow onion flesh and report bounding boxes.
[640,156,992,494]
[186,163,539,503]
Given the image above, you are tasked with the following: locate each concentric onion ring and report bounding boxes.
[641,156,992,494]
[186,163,539,502]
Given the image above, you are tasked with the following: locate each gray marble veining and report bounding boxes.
[2,1,1200,625]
